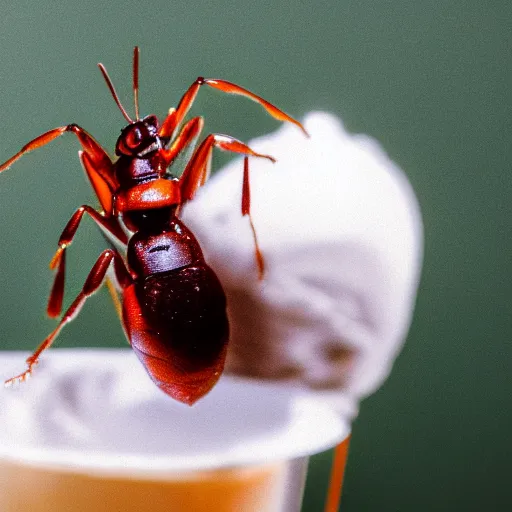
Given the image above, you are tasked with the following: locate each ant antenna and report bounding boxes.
[98,62,134,124]
[133,47,140,121]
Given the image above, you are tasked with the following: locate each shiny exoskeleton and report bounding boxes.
[1,47,306,405]
[123,211,229,403]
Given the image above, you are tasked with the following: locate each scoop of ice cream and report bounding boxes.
[182,112,422,418]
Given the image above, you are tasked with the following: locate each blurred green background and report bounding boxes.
[0,1,510,510]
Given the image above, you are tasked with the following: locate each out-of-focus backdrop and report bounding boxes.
[0,1,509,510]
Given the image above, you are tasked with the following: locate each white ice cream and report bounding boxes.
[183,112,423,418]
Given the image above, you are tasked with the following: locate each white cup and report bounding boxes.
[0,350,350,512]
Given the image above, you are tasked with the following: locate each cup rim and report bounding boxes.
[0,349,350,478]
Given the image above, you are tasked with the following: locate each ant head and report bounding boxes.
[99,47,162,158]
[116,115,161,157]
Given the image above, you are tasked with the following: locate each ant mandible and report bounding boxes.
[0,47,307,405]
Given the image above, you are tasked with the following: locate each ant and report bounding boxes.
[0,48,306,405]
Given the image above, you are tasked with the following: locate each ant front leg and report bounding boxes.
[180,134,274,278]
[0,126,117,215]
[160,117,204,168]
[159,78,308,140]
[5,249,132,387]
[47,205,128,318]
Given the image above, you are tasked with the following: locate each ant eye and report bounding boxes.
[144,115,159,130]
[125,127,143,148]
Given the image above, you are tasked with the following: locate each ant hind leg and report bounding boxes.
[5,249,132,387]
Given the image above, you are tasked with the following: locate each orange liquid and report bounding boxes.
[0,460,287,512]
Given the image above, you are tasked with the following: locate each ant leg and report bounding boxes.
[180,134,276,202]
[0,124,117,202]
[180,134,273,277]
[79,151,116,217]
[180,134,275,201]
[5,249,132,387]
[47,151,123,317]
[241,157,265,279]
[47,205,128,318]
[160,117,204,168]
[159,77,308,139]
[105,276,123,324]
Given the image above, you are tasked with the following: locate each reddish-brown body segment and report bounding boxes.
[123,267,229,405]
[124,217,229,405]
[115,178,182,213]
[1,47,306,404]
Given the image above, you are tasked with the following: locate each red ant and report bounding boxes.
[0,47,306,405]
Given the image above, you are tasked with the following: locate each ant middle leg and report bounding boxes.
[47,205,128,318]
[180,134,275,278]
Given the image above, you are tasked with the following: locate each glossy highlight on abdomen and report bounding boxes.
[123,264,229,405]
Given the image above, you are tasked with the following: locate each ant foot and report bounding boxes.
[4,364,36,387]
